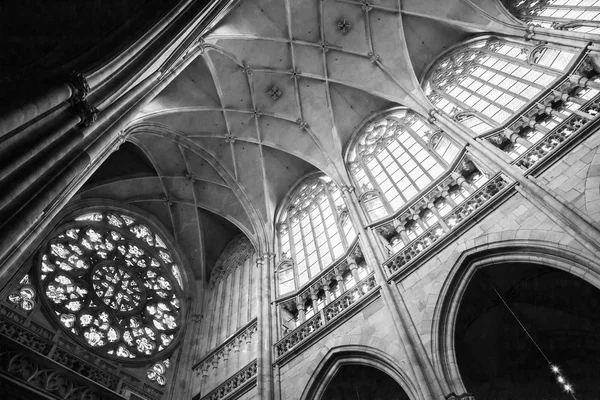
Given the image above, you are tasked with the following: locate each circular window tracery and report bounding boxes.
[37,209,185,363]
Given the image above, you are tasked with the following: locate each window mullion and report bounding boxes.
[359,157,394,213]
[298,213,313,279]
[316,196,335,257]
[324,188,348,250]
[307,202,324,272]
[382,146,419,193]
[432,89,501,127]
[286,214,301,291]
[468,74,530,103]
[392,137,435,181]
[401,124,449,170]
[478,63,545,90]
[455,81,515,115]
[484,51,562,76]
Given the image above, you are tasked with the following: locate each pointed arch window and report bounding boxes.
[277,175,357,291]
[424,37,577,134]
[506,0,600,34]
[347,110,455,221]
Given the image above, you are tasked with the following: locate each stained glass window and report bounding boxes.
[277,175,357,294]
[506,0,600,34]
[7,275,36,312]
[347,110,451,220]
[424,37,575,134]
[37,209,184,362]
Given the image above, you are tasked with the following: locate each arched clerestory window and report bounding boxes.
[347,109,459,222]
[505,0,600,34]
[276,175,357,294]
[424,37,577,134]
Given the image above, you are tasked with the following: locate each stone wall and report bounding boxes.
[277,296,410,400]
[193,235,258,396]
[537,128,600,227]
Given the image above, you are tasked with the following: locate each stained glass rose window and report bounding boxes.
[37,209,185,362]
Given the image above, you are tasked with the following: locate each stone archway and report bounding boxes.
[432,241,600,398]
[299,345,420,400]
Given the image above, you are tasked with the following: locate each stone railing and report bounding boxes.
[0,304,162,399]
[275,273,378,358]
[513,91,600,170]
[385,173,511,276]
[323,273,378,322]
[193,318,257,376]
[193,359,258,400]
[476,52,600,172]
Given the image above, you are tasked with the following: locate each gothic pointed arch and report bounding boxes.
[423,35,578,135]
[275,172,358,295]
[345,107,460,222]
[503,0,600,34]
[431,240,600,396]
[298,345,419,400]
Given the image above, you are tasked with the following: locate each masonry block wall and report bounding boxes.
[537,129,600,227]
[277,296,406,399]
[194,236,258,395]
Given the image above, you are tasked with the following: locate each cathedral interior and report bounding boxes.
[1,0,600,399]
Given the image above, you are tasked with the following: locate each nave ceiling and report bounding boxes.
[75,0,525,281]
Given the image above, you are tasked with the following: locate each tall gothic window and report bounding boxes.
[424,37,577,134]
[37,208,185,363]
[506,0,600,34]
[277,175,357,294]
[347,110,456,221]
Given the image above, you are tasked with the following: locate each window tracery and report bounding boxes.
[424,37,576,134]
[276,175,357,294]
[37,210,184,363]
[147,359,170,386]
[347,110,452,221]
[506,0,600,34]
[7,275,37,312]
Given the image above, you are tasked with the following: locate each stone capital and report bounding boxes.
[67,71,90,103]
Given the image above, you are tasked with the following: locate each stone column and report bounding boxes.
[296,299,306,323]
[340,185,445,400]
[451,172,474,194]
[334,271,346,293]
[431,109,600,257]
[256,253,274,400]
[394,219,411,245]
[347,255,361,282]
[429,202,450,232]
[0,40,207,281]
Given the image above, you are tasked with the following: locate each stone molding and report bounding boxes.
[193,318,257,374]
[193,359,257,400]
[209,235,255,289]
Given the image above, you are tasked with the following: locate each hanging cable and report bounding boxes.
[492,287,578,399]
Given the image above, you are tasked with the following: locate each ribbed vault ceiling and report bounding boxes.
[77,0,523,281]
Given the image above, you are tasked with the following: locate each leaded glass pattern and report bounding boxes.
[277,176,357,293]
[347,110,447,221]
[147,359,170,386]
[507,0,600,32]
[7,275,36,312]
[424,38,575,134]
[37,210,184,362]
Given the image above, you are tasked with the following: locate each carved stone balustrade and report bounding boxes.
[0,304,164,399]
[514,91,600,170]
[193,359,258,400]
[478,54,600,170]
[193,318,257,374]
[275,272,378,359]
[385,174,511,277]
[323,273,377,322]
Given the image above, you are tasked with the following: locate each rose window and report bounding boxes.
[37,209,185,362]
